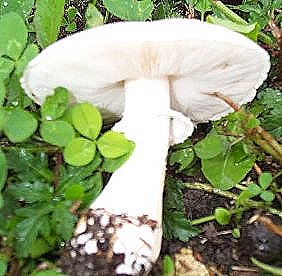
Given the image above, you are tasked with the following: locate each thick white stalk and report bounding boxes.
[91,78,171,221]
[60,79,172,276]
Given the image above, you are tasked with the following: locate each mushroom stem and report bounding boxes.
[60,79,173,275]
[92,78,171,220]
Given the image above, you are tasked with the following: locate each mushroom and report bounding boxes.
[21,19,270,275]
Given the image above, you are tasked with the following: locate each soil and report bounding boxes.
[59,1,282,275]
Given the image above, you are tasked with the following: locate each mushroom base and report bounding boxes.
[58,208,159,276]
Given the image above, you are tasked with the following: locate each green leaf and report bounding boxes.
[0,0,34,19]
[162,255,175,276]
[3,108,38,142]
[101,150,133,173]
[260,190,275,202]
[97,131,134,158]
[65,183,84,201]
[259,172,272,189]
[34,0,65,48]
[247,183,262,196]
[164,178,185,211]
[63,137,96,166]
[6,149,54,182]
[0,57,14,81]
[201,143,255,190]
[15,43,39,77]
[0,150,7,191]
[41,87,70,120]
[186,0,211,15]
[169,148,194,171]
[58,154,102,192]
[236,190,252,205]
[30,238,51,258]
[194,133,227,159]
[0,12,27,60]
[80,172,103,208]
[102,0,153,21]
[85,3,104,28]
[71,102,102,140]
[163,210,198,242]
[51,204,76,240]
[0,253,8,276]
[8,182,53,203]
[40,120,75,147]
[206,16,260,41]
[15,216,43,257]
[214,207,231,225]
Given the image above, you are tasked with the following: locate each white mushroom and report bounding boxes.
[21,19,270,275]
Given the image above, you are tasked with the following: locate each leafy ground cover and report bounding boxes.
[0,0,281,275]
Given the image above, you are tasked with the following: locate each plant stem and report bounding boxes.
[184,182,282,218]
[191,207,248,225]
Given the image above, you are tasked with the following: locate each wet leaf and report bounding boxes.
[214,207,231,225]
[63,137,96,166]
[0,12,27,60]
[40,120,75,147]
[34,0,65,48]
[41,87,70,120]
[3,108,37,142]
[103,0,153,21]
[201,143,255,190]
[97,131,134,158]
[71,102,102,140]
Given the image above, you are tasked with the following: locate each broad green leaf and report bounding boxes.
[85,3,104,28]
[97,131,134,158]
[15,43,39,76]
[260,190,275,202]
[247,183,262,196]
[34,0,65,48]
[103,0,153,21]
[163,210,198,241]
[194,133,227,159]
[214,207,231,225]
[3,108,37,142]
[41,87,70,120]
[0,57,14,81]
[15,216,43,257]
[0,150,7,190]
[64,183,84,200]
[101,150,133,173]
[0,0,34,19]
[71,102,102,140]
[259,172,272,189]
[169,148,194,171]
[40,120,75,147]
[63,137,96,166]
[0,12,27,60]
[186,0,211,15]
[201,143,255,190]
[0,253,8,276]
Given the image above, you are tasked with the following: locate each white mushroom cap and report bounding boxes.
[21,18,270,123]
